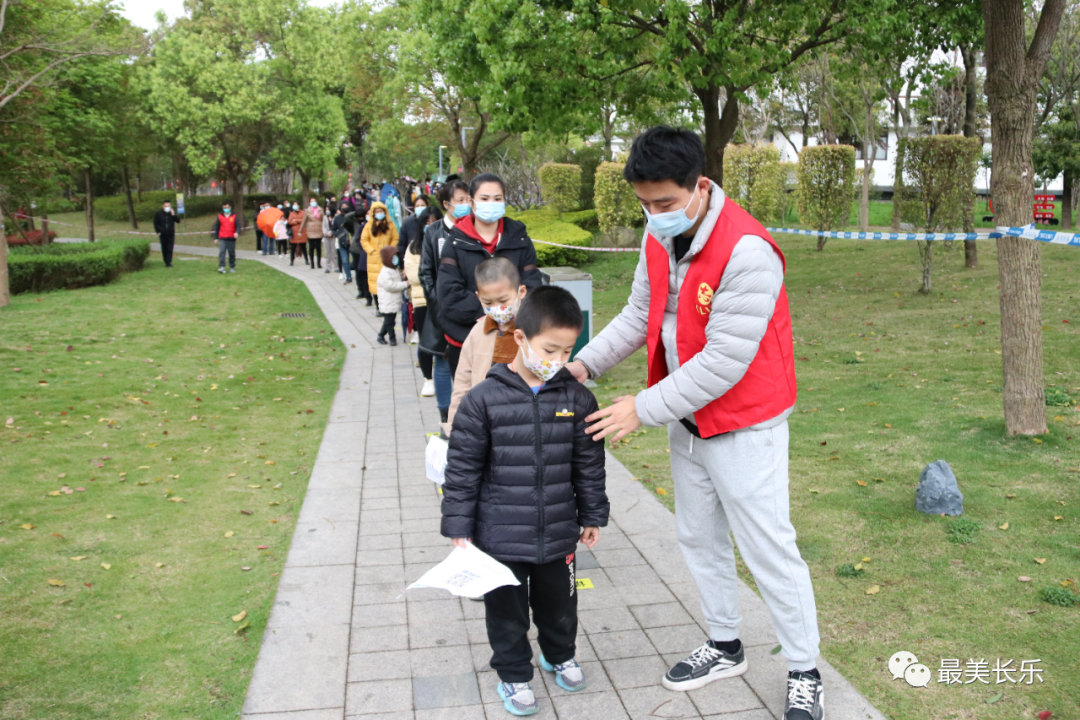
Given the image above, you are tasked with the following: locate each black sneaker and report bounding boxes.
[662,639,747,691]
[784,671,825,720]
[376,336,388,345]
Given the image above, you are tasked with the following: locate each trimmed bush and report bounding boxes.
[723,144,784,222]
[507,207,592,266]
[797,145,857,250]
[8,239,150,294]
[538,163,582,216]
[895,135,982,293]
[778,161,798,224]
[594,162,641,235]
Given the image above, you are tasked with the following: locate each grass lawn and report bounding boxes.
[0,254,343,719]
[582,236,1080,719]
[45,210,262,250]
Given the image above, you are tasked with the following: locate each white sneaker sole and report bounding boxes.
[662,659,748,692]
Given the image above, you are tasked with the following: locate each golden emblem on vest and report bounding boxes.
[697,282,714,315]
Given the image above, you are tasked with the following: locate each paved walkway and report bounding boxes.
[158,245,886,720]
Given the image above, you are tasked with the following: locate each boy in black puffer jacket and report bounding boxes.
[441,286,609,717]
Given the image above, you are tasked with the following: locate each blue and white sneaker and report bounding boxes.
[496,682,539,716]
[539,655,587,692]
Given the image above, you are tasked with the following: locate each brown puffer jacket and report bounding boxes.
[302,208,323,240]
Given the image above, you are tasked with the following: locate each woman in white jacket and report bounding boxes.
[375,244,410,346]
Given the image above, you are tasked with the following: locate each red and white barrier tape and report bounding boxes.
[14,214,253,237]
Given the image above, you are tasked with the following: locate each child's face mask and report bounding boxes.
[522,338,566,382]
[391,255,399,267]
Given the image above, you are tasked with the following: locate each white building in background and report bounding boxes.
[770,130,1065,196]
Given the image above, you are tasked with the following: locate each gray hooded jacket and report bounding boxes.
[574,182,793,433]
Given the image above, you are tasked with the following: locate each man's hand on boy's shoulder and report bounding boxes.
[585,395,642,444]
[579,527,599,549]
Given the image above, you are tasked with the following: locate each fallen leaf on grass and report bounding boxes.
[655,488,667,496]
[240,509,253,515]
[865,585,880,595]
[1053,515,1064,521]
[1038,711,1053,720]
[248,485,261,489]
[257,545,268,549]
[168,497,184,503]
[862,557,871,562]
[240,566,251,571]
[48,579,65,586]
[268,501,280,506]
[1006,494,1016,498]
[1035,558,1047,564]
[1018,576,1032,582]
[265,460,275,465]
[856,480,867,487]
[234,621,250,635]
[987,692,1003,704]
[232,610,247,623]
[69,556,87,561]
[227,473,237,478]
[106,514,116,519]
[224,531,234,538]
[155,563,165,568]
[999,522,1009,530]
[100,563,111,570]
[20,523,35,530]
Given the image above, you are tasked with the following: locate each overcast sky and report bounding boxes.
[118,0,338,32]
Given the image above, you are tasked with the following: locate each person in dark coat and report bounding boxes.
[437,172,542,378]
[396,193,429,263]
[441,285,608,714]
[153,199,182,267]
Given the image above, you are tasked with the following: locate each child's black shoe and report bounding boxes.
[376,336,388,345]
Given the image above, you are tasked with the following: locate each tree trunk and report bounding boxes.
[0,203,9,307]
[84,167,95,243]
[697,83,740,185]
[961,44,979,267]
[983,0,1066,436]
[859,104,876,232]
[919,241,933,293]
[136,158,143,202]
[122,165,138,230]
[41,216,49,245]
[231,179,245,237]
[1062,169,1074,229]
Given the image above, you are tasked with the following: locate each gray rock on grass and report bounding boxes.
[915,460,964,516]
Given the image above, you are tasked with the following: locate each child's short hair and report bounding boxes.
[516,285,583,339]
[474,256,520,289]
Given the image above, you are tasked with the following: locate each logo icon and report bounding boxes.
[904,663,931,688]
[697,282,714,306]
[555,408,574,417]
[888,651,929,687]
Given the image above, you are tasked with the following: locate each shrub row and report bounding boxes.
[595,162,642,235]
[91,191,303,223]
[8,239,150,294]
[507,207,595,267]
[538,163,582,215]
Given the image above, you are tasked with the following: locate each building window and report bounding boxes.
[838,134,889,160]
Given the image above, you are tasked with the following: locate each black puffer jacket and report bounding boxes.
[441,363,609,564]
[436,217,543,344]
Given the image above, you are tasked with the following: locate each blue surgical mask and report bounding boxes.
[451,203,471,219]
[391,255,399,266]
[375,212,386,220]
[223,209,231,215]
[642,191,700,238]
[474,201,505,223]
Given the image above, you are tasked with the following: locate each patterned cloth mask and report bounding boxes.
[523,338,565,382]
[483,301,517,325]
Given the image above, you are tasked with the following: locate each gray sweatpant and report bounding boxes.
[217,239,236,268]
[668,420,820,672]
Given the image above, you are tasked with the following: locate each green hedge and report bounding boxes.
[507,207,594,266]
[8,239,150,294]
[93,191,302,223]
[594,162,642,234]
[538,163,582,216]
[724,144,783,222]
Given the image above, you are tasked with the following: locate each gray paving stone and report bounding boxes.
[400,493,440,509]
[355,565,405,585]
[549,689,630,719]
[591,547,649,567]
[360,508,401,524]
[645,624,709,656]
[401,531,446,548]
[604,564,663,587]
[243,623,349,714]
[244,709,346,720]
[307,461,365,489]
[617,583,677,606]
[400,505,443,521]
[285,522,359,568]
[602,655,668,690]
[629,601,696,630]
[271,565,354,627]
[361,497,401,511]
[414,705,484,720]
[408,645,474,678]
[404,562,439,583]
[356,547,405,567]
[352,602,408,629]
[700,710,773,720]
[354,582,406,606]
[588,629,657,660]
[297,486,362,524]
[358,520,406,536]
[618,685,700,720]
[407,598,463,625]
[348,650,412,682]
[411,672,481,710]
[346,678,413,714]
[352,624,410,653]
[357,534,403,551]
[402,545,451,565]
[464,618,487,645]
[362,485,400,499]
[578,607,641,635]
[409,619,469,649]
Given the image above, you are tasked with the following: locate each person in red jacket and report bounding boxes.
[211,202,239,274]
[565,127,824,720]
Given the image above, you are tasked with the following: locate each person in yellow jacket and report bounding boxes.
[359,201,399,308]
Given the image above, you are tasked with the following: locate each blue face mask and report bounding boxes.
[391,255,399,266]
[474,201,505,223]
[451,203,471,219]
[223,209,232,216]
[375,212,386,220]
[642,191,700,238]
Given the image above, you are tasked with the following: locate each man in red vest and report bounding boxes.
[212,201,239,274]
[567,127,824,720]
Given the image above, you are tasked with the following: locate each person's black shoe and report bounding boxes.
[365,297,373,307]
[662,639,747,691]
[389,337,397,346]
[439,406,449,424]
[784,670,824,720]
[356,293,363,299]
[376,335,388,345]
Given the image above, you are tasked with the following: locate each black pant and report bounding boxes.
[290,242,309,265]
[307,238,321,267]
[447,342,463,379]
[159,234,175,266]
[378,311,397,340]
[485,554,578,683]
[414,306,432,379]
[277,239,288,254]
[351,252,370,299]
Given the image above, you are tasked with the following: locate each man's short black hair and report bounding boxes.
[623,125,705,191]
[162,200,170,205]
[517,285,583,339]
[222,201,231,208]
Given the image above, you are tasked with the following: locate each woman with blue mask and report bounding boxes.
[436,172,543,379]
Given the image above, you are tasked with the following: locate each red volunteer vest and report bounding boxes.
[645,198,797,437]
[218,214,237,238]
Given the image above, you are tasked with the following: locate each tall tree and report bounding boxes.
[982,0,1066,436]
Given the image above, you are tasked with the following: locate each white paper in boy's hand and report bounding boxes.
[425,435,449,486]
[405,542,520,598]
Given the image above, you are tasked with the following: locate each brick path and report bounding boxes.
[157,244,886,720]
